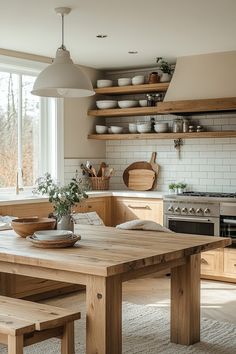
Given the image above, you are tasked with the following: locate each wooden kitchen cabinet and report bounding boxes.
[223,248,236,278]
[112,197,163,226]
[74,196,112,226]
[200,249,224,277]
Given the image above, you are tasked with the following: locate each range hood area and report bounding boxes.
[162,51,236,114]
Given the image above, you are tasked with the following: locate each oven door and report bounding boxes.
[165,215,219,236]
[220,216,236,247]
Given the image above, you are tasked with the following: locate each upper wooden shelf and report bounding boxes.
[94,82,169,95]
[88,131,236,141]
[88,97,236,117]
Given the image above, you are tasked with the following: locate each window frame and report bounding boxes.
[0,55,64,192]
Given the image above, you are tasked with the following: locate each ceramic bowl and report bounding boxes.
[154,122,169,133]
[132,75,145,85]
[118,78,132,86]
[110,126,123,134]
[12,217,56,238]
[97,79,113,88]
[96,100,117,109]
[34,230,73,241]
[139,99,147,107]
[137,123,151,133]
[129,123,138,134]
[118,100,138,108]
[96,125,108,134]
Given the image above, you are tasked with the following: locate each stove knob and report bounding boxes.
[174,207,181,214]
[196,208,203,215]
[168,206,174,213]
[181,207,188,215]
[189,207,195,215]
[204,208,210,215]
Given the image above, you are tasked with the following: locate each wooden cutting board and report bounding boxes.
[127,169,155,191]
[123,161,153,187]
[150,152,160,189]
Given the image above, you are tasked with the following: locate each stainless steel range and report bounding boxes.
[164,192,236,246]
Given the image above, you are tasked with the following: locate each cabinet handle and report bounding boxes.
[201,258,208,265]
[128,205,151,210]
[234,264,236,267]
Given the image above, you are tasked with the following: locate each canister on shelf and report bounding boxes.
[183,118,189,133]
[172,118,183,133]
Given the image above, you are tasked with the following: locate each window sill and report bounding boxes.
[0,194,49,206]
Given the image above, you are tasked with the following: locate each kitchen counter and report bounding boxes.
[0,190,165,205]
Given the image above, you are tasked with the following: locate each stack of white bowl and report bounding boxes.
[96,100,117,109]
[97,79,113,88]
[154,122,169,133]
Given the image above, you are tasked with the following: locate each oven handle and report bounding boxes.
[168,216,212,223]
[222,219,236,225]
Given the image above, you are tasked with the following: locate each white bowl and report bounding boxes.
[154,122,169,133]
[118,78,132,86]
[118,100,138,108]
[96,100,117,109]
[129,123,137,134]
[110,126,123,134]
[96,125,108,134]
[137,123,151,133]
[132,75,145,85]
[97,79,113,88]
[34,230,73,241]
[139,99,147,107]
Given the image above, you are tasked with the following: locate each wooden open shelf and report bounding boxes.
[88,97,236,117]
[95,82,169,95]
[88,131,236,141]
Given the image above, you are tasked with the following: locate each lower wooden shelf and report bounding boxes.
[88,130,236,140]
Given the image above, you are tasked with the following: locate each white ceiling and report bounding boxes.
[1,0,236,70]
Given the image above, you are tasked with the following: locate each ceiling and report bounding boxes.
[1,0,236,70]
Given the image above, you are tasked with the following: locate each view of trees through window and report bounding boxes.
[0,71,40,188]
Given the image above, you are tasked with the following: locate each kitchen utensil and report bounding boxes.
[91,167,97,177]
[97,162,107,177]
[129,123,137,133]
[132,75,145,85]
[27,234,81,248]
[118,100,138,108]
[12,217,56,238]
[150,152,160,189]
[118,78,132,86]
[96,100,117,109]
[128,169,155,191]
[96,125,108,134]
[148,72,160,84]
[137,123,151,133]
[139,99,147,107]
[154,122,169,133]
[110,126,123,134]
[97,79,113,88]
[123,161,153,188]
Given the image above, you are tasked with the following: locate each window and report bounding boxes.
[0,56,64,191]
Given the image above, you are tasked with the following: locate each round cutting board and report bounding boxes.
[123,161,154,190]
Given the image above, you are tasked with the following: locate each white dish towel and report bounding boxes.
[116,219,172,232]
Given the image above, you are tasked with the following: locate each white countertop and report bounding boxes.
[0,190,166,205]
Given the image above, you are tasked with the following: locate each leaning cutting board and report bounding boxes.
[128,169,155,191]
[123,161,153,188]
[150,152,160,189]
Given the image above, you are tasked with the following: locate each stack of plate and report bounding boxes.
[27,230,81,248]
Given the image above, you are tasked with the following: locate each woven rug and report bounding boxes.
[1,302,236,353]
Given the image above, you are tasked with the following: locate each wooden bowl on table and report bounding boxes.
[12,217,56,238]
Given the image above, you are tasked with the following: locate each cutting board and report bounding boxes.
[150,152,160,189]
[123,161,153,187]
[128,169,155,191]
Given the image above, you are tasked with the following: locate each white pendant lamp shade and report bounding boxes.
[31,7,95,98]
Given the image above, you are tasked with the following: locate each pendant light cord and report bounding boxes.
[60,13,66,50]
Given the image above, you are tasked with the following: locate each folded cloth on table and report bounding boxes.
[72,211,104,226]
[0,216,17,231]
[116,219,172,232]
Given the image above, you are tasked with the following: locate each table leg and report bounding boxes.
[171,253,200,345]
[86,274,122,354]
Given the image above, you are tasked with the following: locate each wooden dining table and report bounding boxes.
[0,225,231,353]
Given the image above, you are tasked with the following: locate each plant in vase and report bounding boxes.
[34,173,88,231]
[168,183,177,194]
[176,182,187,194]
[157,58,173,82]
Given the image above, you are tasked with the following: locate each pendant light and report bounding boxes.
[31,7,95,98]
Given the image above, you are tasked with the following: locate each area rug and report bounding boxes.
[0,302,236,353]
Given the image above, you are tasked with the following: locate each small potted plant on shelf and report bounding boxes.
[34,173,88,231]
[176,182,187,194]
[157,57,173,83]
[168,183,177,194]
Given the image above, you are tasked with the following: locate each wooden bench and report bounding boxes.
[0,295,80,354]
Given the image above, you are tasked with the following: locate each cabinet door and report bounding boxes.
[200,249,223,276]
[73,197,111,226]
[112,197,163,226]
[223,248,236,277]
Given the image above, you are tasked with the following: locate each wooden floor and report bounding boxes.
[43,276,236,325]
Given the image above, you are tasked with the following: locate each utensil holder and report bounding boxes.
[90,177,110,190]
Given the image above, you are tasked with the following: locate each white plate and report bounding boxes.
[34,230,73,241]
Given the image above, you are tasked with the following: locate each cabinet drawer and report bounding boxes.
[201,249,223,276]
[224,249,236,277]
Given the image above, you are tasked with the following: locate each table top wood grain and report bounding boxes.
[0,226,231,277]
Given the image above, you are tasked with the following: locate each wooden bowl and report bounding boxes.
[12,217,56,238]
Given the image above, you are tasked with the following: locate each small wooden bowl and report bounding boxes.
[12,217,56,238]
